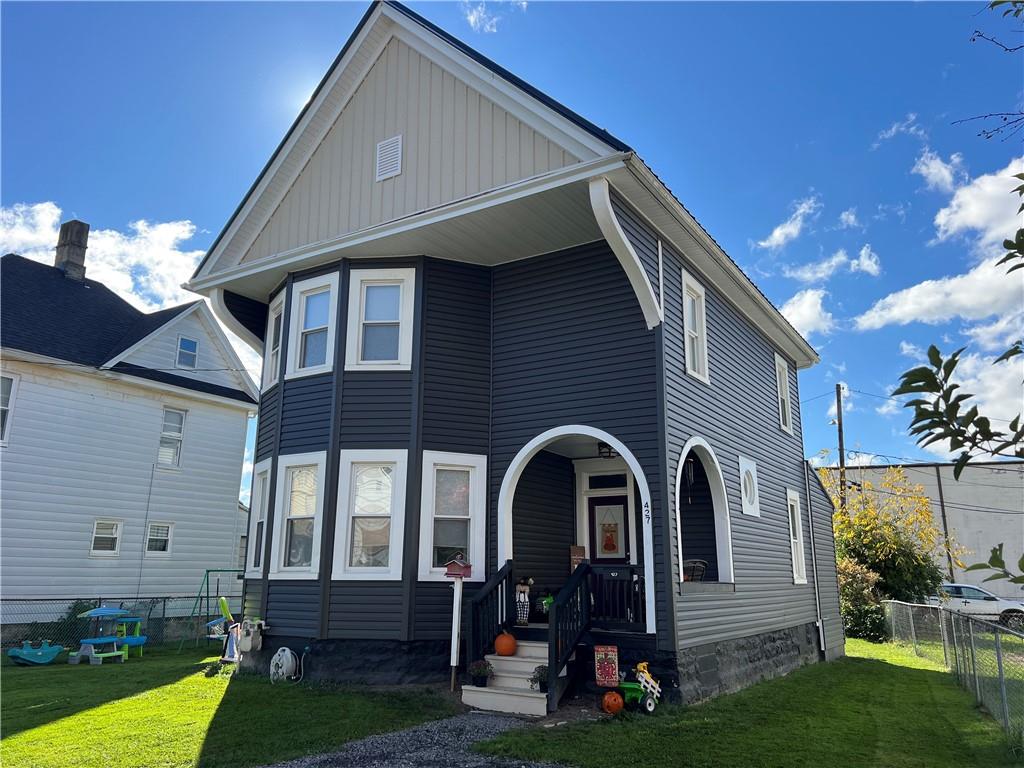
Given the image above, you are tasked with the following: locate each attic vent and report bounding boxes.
[375,135,402,182]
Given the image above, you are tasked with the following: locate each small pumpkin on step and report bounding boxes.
[494,630,517,656]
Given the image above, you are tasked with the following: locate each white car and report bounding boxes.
[932,583,1024,630]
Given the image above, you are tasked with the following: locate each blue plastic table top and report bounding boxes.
[78,607,130,618]
[118,617,142,624]
[80,636,120,645]
[117,636,148,646]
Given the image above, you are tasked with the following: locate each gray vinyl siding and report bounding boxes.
[808,466,845,654]
[490,241,672,649]
[254,385,280,462]
[611,189,660,303]
[512,449,576,598]
[280,374,333,454]
[266,580,320,637]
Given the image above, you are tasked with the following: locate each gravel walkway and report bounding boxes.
[259,711,564,768]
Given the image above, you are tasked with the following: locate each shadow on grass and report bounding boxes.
[0,646,216,738]
[195,671,458,768]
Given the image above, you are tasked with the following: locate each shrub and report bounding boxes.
[838,557,887,641]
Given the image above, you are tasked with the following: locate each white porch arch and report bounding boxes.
[497,424,657,635]
[675,436,735,584]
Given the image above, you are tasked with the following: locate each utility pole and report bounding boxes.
[835,384,847,512]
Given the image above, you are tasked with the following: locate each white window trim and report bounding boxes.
[787,488,808,584]
[345,267,415,372]
[175,335,199,370]
[268,451,327,579]
[775,353,794,435]
[285,273,339,380]
[0,372,20,447]
[144,521,174,558]
[738,455,760,517]
[681,268,710,385]
[262,293,285,390]
[418,450,486,582]
[157,407,187,470]
[90,518,123,557]
[245,458,272,578]
[332,449,408,580]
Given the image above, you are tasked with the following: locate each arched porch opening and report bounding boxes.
[675,436,735,584]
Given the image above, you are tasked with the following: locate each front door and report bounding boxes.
[588,495,630,565]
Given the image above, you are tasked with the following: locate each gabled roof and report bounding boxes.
[1,254,256,404]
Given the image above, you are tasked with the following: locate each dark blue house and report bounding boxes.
[188,1,843,714]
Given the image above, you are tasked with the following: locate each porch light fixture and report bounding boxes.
[597,442,618,459]
[684,456,695,504]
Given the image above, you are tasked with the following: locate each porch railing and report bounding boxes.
[547,561,592,711]
[589,564,646,631]
[468,559,514,669]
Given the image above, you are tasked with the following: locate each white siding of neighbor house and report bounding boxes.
[117,309,246,392]
[242,36,580,264]
[0,358,249,599]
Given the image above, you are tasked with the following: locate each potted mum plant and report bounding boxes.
[468,659,493,687]
[530,664,549,693]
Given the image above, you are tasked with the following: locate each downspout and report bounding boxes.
[803,461,826,655]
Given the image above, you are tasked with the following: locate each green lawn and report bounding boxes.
[478,639,1021,768]
[1,647,457,768]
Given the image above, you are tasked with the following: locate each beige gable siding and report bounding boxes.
[243,37,580,264]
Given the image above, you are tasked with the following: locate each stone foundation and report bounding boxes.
[676,621,822,704]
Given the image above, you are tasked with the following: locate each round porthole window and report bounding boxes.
[742,469,756,506]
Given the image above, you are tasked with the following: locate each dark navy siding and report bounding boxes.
[512,450,575,597]
[224,290,268,342]
[413,582,482,640]
[280,374,333,454]
[338,372,413,447]
[266,580,320,638]
[490,241,671,649]
[243,579,264,619]
[328,583,406,639]
[255,386,280,462]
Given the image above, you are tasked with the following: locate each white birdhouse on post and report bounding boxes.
[444,553,471,691]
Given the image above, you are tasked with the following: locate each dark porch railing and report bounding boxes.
[589,564,646,632]
[547,561,591,711]
[468,560,514,668]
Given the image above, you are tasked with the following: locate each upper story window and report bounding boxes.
[247,459,271,576]
[681,269,709,384]
[90,519,121,557]
[0,373,19,445]
[157,407,186,468]
[332,449,407,580]
[786,489,807,583]
[418,451,486,582]
[269,451,326,578]
[262,294,285,389]
[775,353,794,435]
[345,268,415,371]
[286,274,339,380]
[146,522,173,556]
[176,336,198,369]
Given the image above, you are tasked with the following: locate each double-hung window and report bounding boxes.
[775,353,793,435]
[91,519,121,556]
[247,459,271,576]
[157,407,186,468]
[269,452,326,577]
[786,489,807,583]
[418,451,486,581]
[286,274,338,379]
[0,373,18,445]
[263,294,285,389]
[681,269,709,383]
[146,522,173,555]
[176,336,198,369]
[332,450,407,580]
[345,268,415,371]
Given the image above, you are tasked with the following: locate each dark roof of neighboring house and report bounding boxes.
[1,254,255,404]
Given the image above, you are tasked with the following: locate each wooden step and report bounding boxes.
[461,684,547,716]
[491,672,538,690]
[512,640,548,660]
[485,653,547,676]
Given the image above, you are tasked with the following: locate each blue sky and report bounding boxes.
[3,2,1022,501]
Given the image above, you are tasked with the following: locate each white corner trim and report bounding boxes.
[418,450,486,583]
[332,449,408,581]
[674,436,735,585]
[588,176,662,330]
[497,425,656,635]
[210,287,263,354]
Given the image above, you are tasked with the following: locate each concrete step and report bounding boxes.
[513,640,548,660]
[485,653,547,676]
[491,672,538,690]
[462,684,548,716]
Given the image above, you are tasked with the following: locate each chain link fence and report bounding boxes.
[1,595,243,652]
[885,600,1023,748]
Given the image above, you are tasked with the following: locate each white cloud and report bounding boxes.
[873,202,910,223]
[873,113,928,149]
[780,288,835,338]
[838,208,860,229]
[899,341,924,358]
[912,148,965,193]
[933,156,1024,251]
[783,249,848,283]
[826,381,854,419]
[876,397,902,417]
[239,460,254,506]
[849,244,881,276]
[0,201,262,381]
[461,0,526,33]
[962,312,1024,353]
[756,196,822,250]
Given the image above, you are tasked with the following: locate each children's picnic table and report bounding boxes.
[116,617,148,657]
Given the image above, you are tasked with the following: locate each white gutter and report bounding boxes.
[804,460,826,653]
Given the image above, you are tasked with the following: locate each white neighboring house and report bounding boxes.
[0,220,258,601]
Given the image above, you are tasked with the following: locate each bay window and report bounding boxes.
[269,451,326,578]
[345,268,415,371]
[286,274,338,379]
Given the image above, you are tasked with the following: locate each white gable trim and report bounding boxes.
[589,176,662,330]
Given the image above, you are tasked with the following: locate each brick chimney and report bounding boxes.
[55,220,89,280]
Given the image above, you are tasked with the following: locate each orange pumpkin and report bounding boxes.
[494,631,517,656]
[602,691,625,715]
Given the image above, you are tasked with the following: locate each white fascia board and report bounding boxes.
[588,176,662,330]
